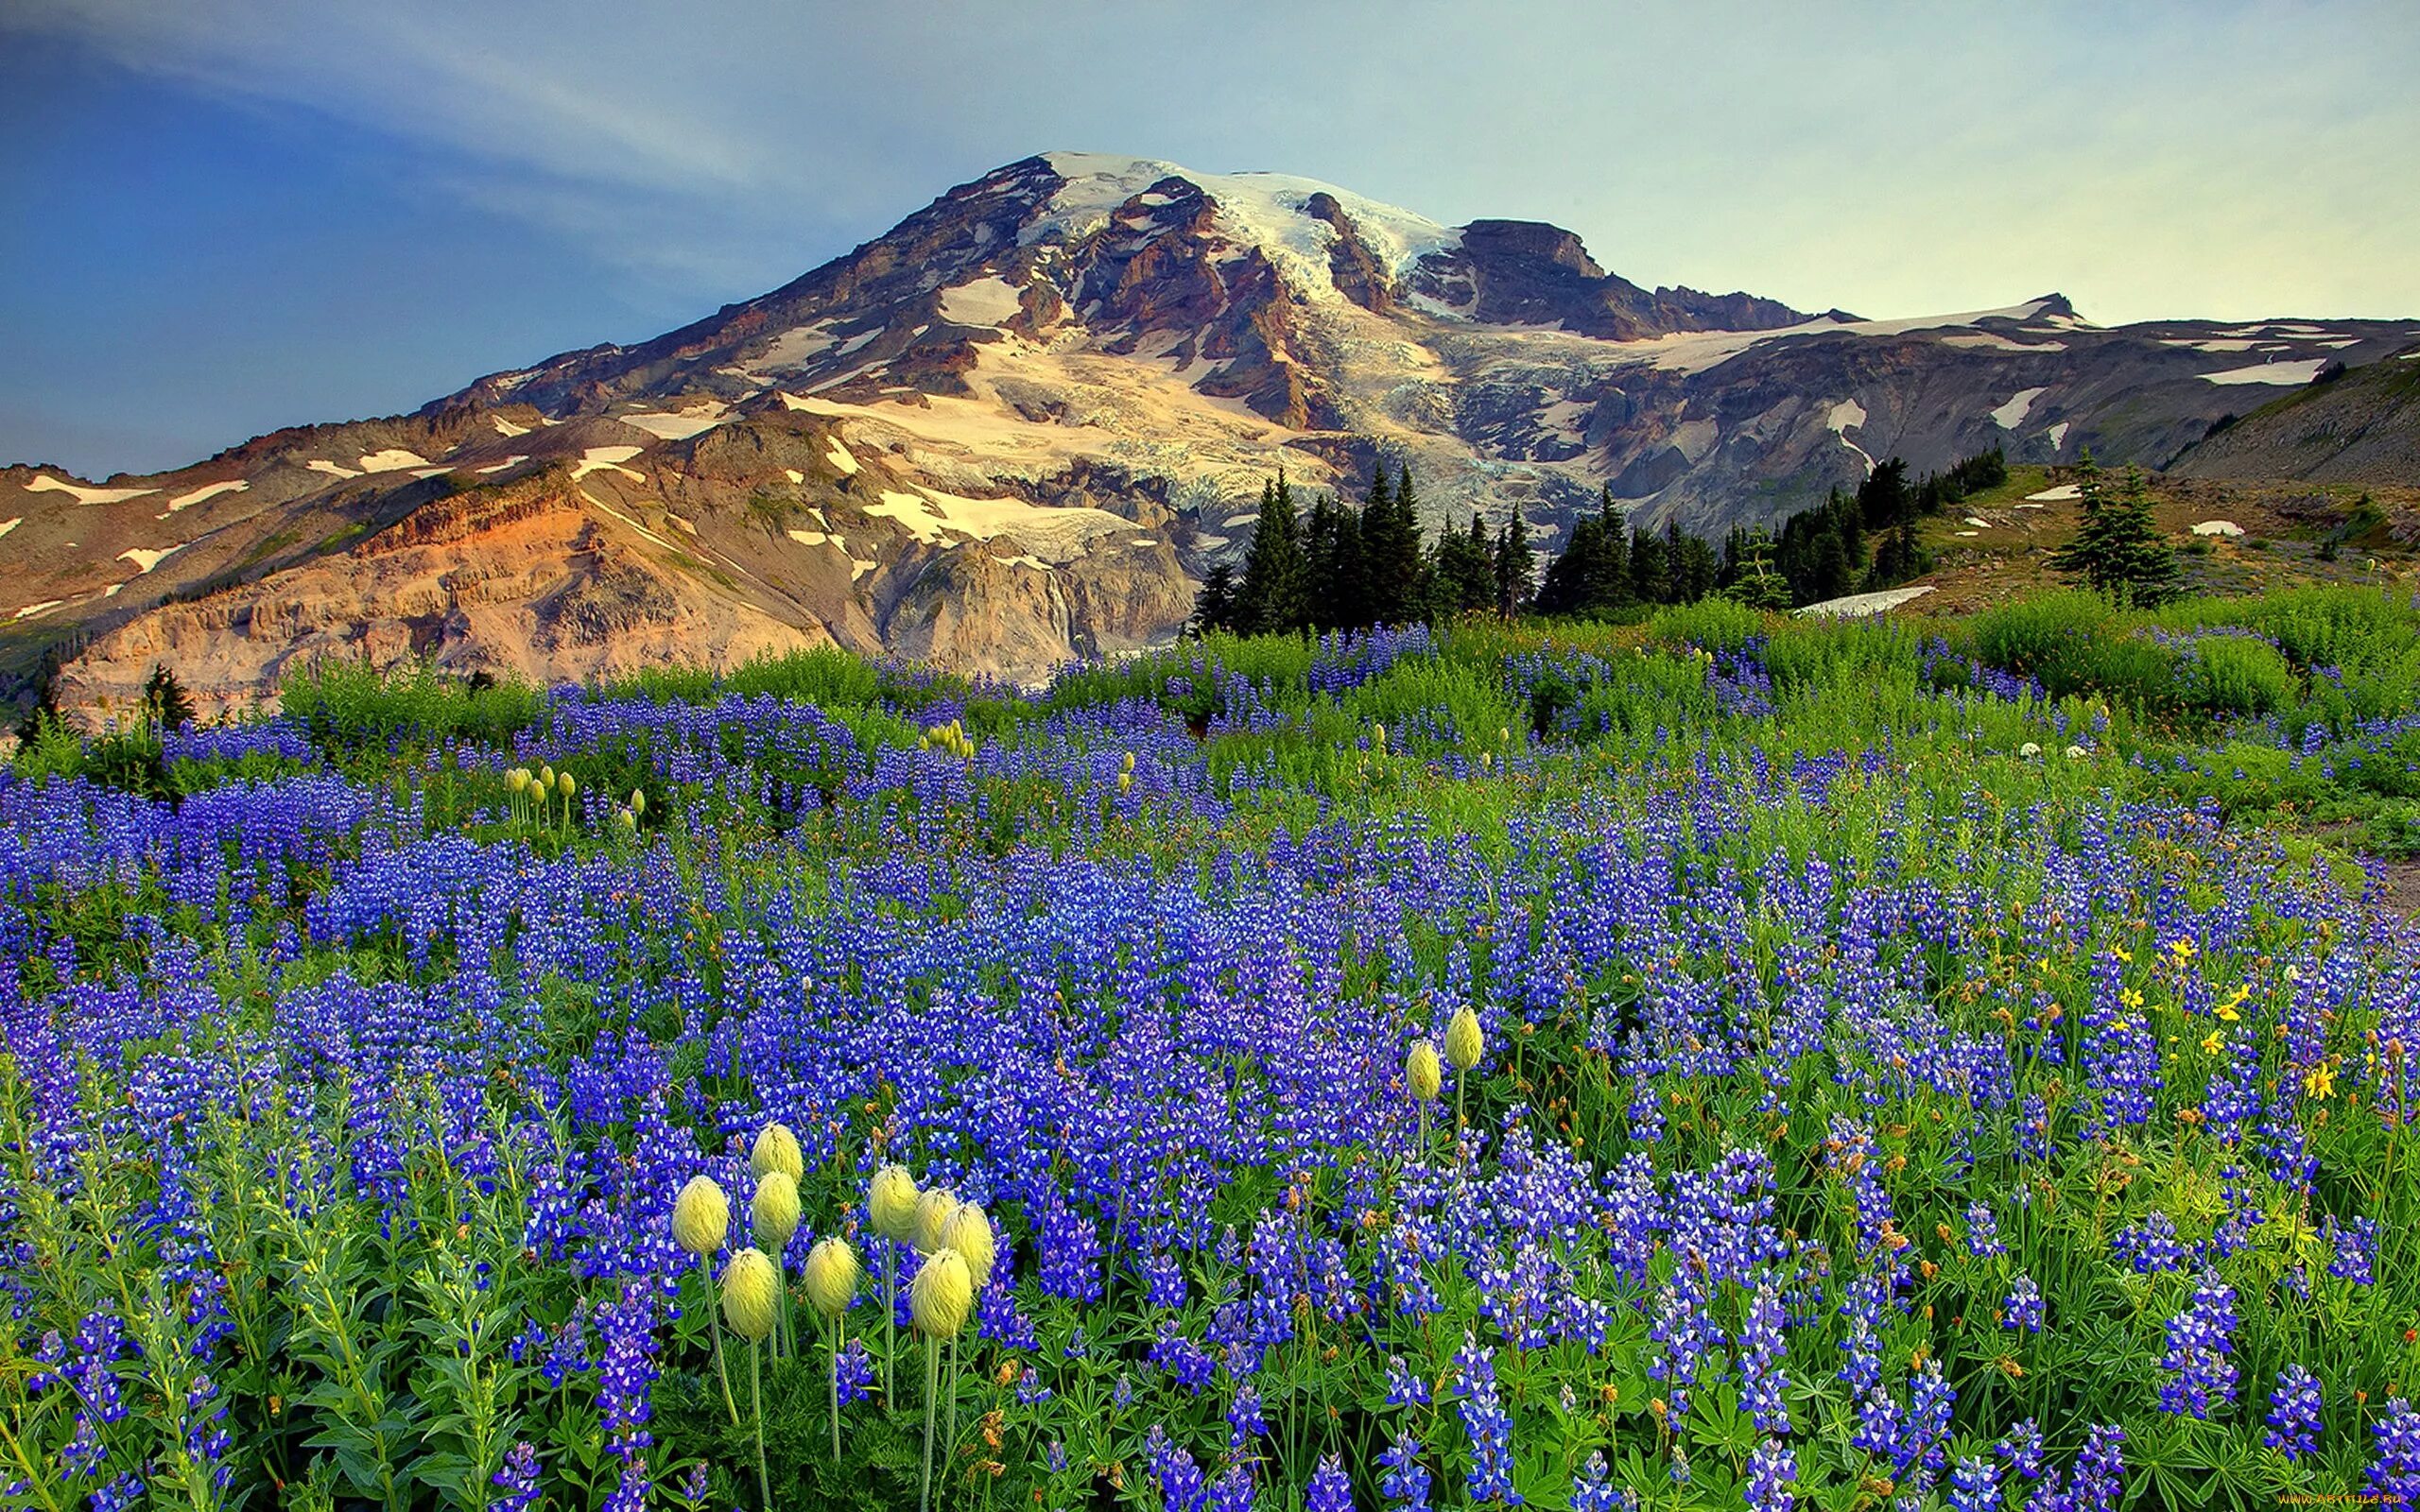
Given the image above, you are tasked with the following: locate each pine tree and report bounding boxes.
[1236,473,1311,634]
[1303,490,1368,630]
[1494,509,1534,616]
[2049,455,2181,607]
[1675,533,1720,604]
[1856,458,1911,533]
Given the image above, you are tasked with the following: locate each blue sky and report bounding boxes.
[5,0,2415,477]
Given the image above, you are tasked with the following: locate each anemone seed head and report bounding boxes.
[672,1175,730,1257]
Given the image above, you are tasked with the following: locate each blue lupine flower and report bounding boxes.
[2265,1365,2321,1461]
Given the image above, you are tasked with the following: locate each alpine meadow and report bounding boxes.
[9,4,2420,1510]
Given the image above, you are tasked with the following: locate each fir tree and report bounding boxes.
[1302,491,1367,631]
[1189,562,1239,637]
[1360,463,1423,626]
[1493,509,1534,616]
[1629,525,1670,605]
[2048,455,2182,607]
[1236,473,1311,634]
[1432,513,1497,616]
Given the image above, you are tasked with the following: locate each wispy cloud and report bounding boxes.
[12,0,2417,322]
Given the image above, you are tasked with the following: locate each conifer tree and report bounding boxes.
[142,664,195,730]
[1629,524,1670,605]
[1494,509,1534,616]
[2048,454,2182,607]
[1432,513,1496,616]
[1189,562,1239,636]
[1236,472,1310,634]
[1360,462,1423,625]
[1302,491,1368,631]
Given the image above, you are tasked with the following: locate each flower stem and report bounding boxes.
[752,1338,770,1511]
[702,1256,738,1426]
[831,1312,844,1464]
[921,1335,939,1512]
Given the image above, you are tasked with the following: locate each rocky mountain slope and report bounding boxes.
[2169,347,2420,483]
[7,150,2417,721]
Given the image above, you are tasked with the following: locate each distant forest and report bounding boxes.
[1191,447,2008,634]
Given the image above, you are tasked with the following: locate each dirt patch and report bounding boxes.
[2370,857,2420,919]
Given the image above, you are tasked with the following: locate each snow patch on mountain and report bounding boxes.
[2202,358,2331,386]
[1991,387,2048,429]
[1033,153,1461,300]
[118,542,187,574]
[570,446,647,482]
[1797,585,1934,618]
[166,479,248,512]
[621,406,729,440]
[940,277,1024,327]
[869,484,1136,560]
[26,475,155,506]
[357,450,429,473]
[1827,400,1875,476]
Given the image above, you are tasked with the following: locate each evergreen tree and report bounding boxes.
[1675,532,1720,604]
[1189,562,1239,637]
[1856,458,1912,534]
[1718,532,1795,610]
[1302,490,1368,631]
[1493,508,1534,616]
[1360,462,1423,625]
[1629,524,1670,605]
[2048,455,2183,607]
[1236,473,1311,634]
[1537,490,1639,618]
[1431,513,1497,616]
[1810,531,1851,601]
[141,664,195,730]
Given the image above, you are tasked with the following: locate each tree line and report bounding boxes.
[1194,445,2014,635]
[1190,466,1535,636]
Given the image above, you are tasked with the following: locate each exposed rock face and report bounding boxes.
[7,151,2419,720]
[46,476,833,723]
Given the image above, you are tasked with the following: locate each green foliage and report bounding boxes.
[282,661,544,753]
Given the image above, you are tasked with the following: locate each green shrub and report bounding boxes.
[2186,636,2298,717]
[1647,597,1765,656]
[281,662,544,754]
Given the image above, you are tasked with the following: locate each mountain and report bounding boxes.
[7,150,2418,721]
[2169,346,2420,482]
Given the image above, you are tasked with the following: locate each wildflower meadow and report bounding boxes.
[8,587,2420,1511]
